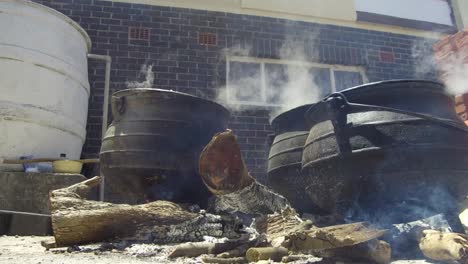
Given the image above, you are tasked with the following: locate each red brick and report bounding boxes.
[453,29,468,49]
[433,35,453,52]
[455,95,464,104]
[456,103,466,114]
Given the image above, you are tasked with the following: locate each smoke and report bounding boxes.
[437,56,468,95]
[126,64,154,88]
[217,33,323,116]
[412,39,468,96]
[274,35,322,115]
[345,184,458,229]
[411,40,437,80]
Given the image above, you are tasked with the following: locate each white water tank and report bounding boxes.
[0,0,91,162]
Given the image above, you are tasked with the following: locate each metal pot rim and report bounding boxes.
[338,79,447,97]
[270,104,315,128]
[112,88,231,118]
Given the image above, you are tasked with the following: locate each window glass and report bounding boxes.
[228,61,262,103]
[227,59,366,105]
[334,71,363,91]
[310,67,332,98]
[265,63,287,105]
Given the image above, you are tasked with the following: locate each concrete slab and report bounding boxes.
[0,172,87,235]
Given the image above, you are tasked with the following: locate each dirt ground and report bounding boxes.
[0,236,441,264]
[0,236,187,264]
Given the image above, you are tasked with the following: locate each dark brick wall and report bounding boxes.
[33,0,437,181]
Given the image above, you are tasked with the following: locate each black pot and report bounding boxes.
[100,88,230,205]
[301,80,468,223]
[268,104,316,213]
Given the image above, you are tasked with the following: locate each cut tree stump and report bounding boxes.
[199,130,291,215]
[49,176,242,247]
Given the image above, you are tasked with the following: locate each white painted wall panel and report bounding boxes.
[355,0,453,26]
[241,0,356,21]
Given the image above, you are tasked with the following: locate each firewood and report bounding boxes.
[168,242,218,258]
[199,129,254,195]
[281,255,316,263]
[245,247,289,262]
[386,214,452,259]
[199,130,291,215]
[41,238,57,250]
[254,207,313,246]
[201,256,247,264]
[48,176,242,247]
[286,222,387,252]
[317,239,391,264]
[419,229,468,263]
[168,239,249,258]
[216,244,251,258]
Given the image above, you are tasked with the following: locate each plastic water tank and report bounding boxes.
[0,0,91,162]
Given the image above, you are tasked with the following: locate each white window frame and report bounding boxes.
[226,56,368,106]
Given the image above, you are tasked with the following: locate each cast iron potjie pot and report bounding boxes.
[268,104,316,213]
[301,80,468,223]
[100,88,230,205]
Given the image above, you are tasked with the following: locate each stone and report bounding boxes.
[0,172,87,235]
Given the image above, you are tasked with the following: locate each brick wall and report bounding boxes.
[33,0,438,182]
[433,29,468,124]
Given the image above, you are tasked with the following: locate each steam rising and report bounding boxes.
[437,56,468,95]
[126,64,154,88]
[412,39,468,95]
[217,34,323,116]
[346,185,458,229]
[275,36,322,115]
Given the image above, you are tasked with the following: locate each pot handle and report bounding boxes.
[111,96,126,121]
[305,92,468,155]
[306,94,352,155]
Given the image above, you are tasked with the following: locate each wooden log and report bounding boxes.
[245,247,289,262]
[201,256,247,264]
[168,239,249,258]
[317,239,392,264]
[49,176,241,247]
[168,242,222,258]
[215,234,263,258]
[254,207,312,246]
[199,130,291,215]
[281,255,316,263]
[41,238,57,250]
[199,129,254,195]
[216,244,251,258]
[419,230,468,263]
[286,222,387,252]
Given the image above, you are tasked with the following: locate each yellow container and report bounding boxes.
[52,160,83,174]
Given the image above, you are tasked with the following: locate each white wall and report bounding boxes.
[107,0,447,38]
[454,0,468,28]
[355,0,454,26]
[241,0,356,22]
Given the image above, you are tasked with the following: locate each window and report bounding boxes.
[226,57,367,106]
